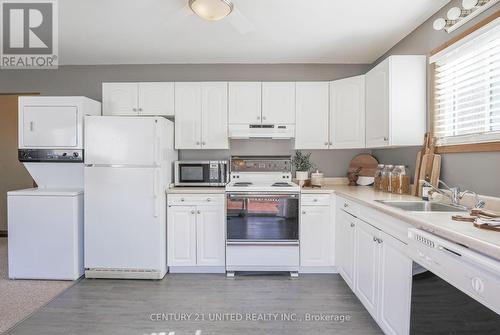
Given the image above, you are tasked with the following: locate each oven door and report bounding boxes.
[226,193,299,244]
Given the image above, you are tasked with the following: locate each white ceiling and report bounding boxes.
[59,0,450,65]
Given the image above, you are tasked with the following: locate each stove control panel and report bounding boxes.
[18,149,84,163]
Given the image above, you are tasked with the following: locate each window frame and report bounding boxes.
[431,10,500,154]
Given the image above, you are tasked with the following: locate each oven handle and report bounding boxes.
[227,193,299,199]
[226,240,299,246]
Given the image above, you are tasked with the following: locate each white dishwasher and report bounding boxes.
[408,228,500,333]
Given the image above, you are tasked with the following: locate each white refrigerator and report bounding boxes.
[84,116,177,279]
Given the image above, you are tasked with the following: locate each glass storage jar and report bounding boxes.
[373,164,385,191]
[391,165,410,194]
[381,165,394,193]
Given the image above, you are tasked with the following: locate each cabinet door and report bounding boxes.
[330,76,366,149]
[295,82,330,149]
[228,82,262,124]
[300,205,333,267]
[354,219,380,318]
[365,60,390,148]
[196,205,225,267]
[201,82,229,149]
[336,210,356,290]
[262,82,295,124]
[167,206,197,267]
[102,83,138,115]
[138,82,175,116]
[174,82,202,149]
[377,231,412,335]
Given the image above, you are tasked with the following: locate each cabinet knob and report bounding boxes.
[191,210,195,214]
[196,141,200,145]
[383,137,388,141]
[373,236,378,242]
[329,142,333,145]
[262,116,266,120]
[138,108,143,112]
[202,142,206,145]
[257,116,261,120]
[132,108,137,112]
[324,142,329,146]
[197,210,201,214]
[313,198,318,202]
[350,223,355,228]
[206,198,211,202]
[344,203,349,208]
[302,211,306,215]
[180,198,185,202]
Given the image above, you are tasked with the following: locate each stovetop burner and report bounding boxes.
[233,182,253,187]
[271,182,293,187]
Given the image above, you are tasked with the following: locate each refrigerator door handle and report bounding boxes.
[153,169,160,218]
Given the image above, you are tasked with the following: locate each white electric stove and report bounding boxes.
[225,156,300,277]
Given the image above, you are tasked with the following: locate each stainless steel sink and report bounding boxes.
[375,200,467,212]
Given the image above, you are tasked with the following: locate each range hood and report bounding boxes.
[229,124,295,139]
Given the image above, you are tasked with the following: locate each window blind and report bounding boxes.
[431,18,500,146]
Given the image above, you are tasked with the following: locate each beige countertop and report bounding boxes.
[167,186,226,194]
[324,185,500,262]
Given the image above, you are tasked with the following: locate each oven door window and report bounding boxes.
[179,164,207,183]
[227,195,299,241]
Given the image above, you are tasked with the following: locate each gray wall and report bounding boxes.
[0,63,370,178]
[179,140,371,177]
[371,0,500,197]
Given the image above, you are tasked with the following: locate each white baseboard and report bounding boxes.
[168,266,226,274]
[299,266,338,274]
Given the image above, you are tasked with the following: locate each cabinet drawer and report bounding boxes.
[168,194,224,206]
[336,196,359,216]
[301,194,331,206]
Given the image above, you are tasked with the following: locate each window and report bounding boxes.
[431,18,500,147]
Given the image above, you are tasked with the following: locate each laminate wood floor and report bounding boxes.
[5,274,383,335]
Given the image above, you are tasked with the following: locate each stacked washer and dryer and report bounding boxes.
[8,97,100,280]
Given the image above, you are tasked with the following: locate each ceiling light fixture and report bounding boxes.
[188,0,234,21]
[433,0,498,32]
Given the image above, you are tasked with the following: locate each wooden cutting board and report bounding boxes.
[348,154,379,177]
[412,133,429,196]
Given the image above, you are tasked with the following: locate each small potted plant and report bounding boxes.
[292,150,315,187]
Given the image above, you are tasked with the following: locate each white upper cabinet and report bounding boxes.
[295,82,330,149]
[262,82,296,124]
[138,82,175,116]
[365,55,426,148]
[201,82,229,149]
[228,82,262,124]
[103,82,174,116]
[175,82,228,150]
[330,75,366,148]
[103,83,138,116]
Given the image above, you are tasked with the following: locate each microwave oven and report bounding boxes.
[174,161,229,187]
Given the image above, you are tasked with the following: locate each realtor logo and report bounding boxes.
[0,0,58,68]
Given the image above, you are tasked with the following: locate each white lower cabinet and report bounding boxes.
[354,219,381,318]
[336,197,412,335]
[167,194,225,272]
[377,230,412,335]
[299,194,335,272]
[335,209,356,290]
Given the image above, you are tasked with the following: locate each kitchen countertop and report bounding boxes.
[167,186,226,194]
[316,185,500,262]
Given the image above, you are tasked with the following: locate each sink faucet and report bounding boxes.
[423,180,486,209]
